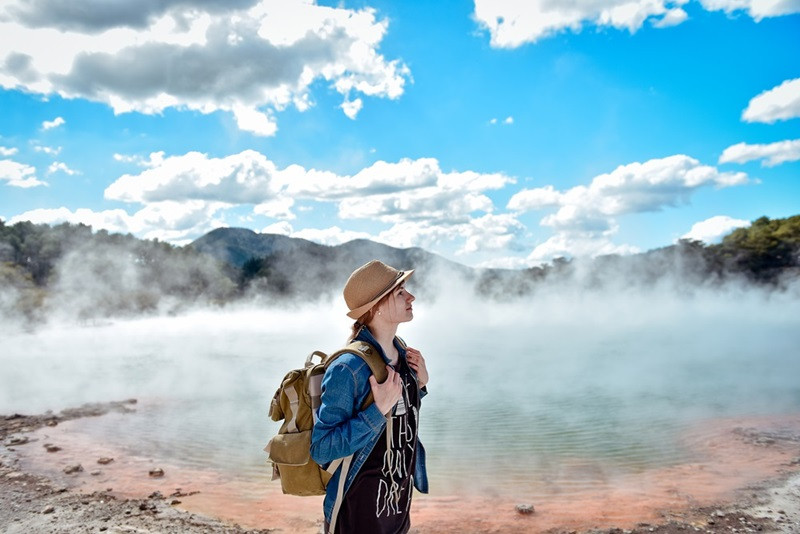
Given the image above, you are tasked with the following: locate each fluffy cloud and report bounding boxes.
[742,78,800,124]
[292,225,372,245]
[32,144,61,156]
[681,215,750,244]
[472,0,800,48]
[527,231,640,264]
[719,139,800,167]
[473,0,690,47]
[698,0,800,21]
[103,149,520,255]
[47,161,79,175]
[105,150,284,204]
[0,159,47,187]
[0,0,409,136]
[41,116,65,130]
[508,155,749,260]
[2,0,258,32]
[0,146,18,156]
[9,201,226,243]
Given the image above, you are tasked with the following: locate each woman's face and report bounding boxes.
[376,283,415,324]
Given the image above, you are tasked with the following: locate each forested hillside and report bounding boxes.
[0,220,236,321]
[1,215,798,323]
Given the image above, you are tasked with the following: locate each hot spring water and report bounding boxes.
[2,286,799,503]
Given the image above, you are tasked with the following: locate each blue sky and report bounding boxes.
[0,0,798,268]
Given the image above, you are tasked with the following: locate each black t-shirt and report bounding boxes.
[335,357,421,534]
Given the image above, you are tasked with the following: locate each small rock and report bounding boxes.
[46,420,58,427]
[170,499,181,505]
[63,464,83,474]
[44,444,61,453]
[97,457,114,465]
[714,510,726,517]
[148,467,164,478]
[5,436,29,446]
[515,504,535,515]
[149,491,164,500]
[42,506,55,514]
[139,502,156,512]
[91,470,102,476]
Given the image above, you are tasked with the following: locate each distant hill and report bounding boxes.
[1,214,797,324]
[190,228,473,298]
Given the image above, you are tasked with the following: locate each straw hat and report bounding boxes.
[343,260,414,319]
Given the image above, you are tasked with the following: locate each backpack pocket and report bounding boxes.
[266,430,332,496]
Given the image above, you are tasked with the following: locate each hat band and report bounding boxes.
[364,270,404,306]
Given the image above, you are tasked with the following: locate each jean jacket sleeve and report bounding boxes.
[310,354,387,465]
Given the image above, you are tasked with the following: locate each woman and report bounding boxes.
[311,260,429,533]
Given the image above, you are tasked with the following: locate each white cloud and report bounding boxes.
[341,97,363,120]
[0,146,18,156]
[254,196,295,220]
[742,78,800,124]
[681,215,750,244]
[698,0,800,21]
[508,155,749,261]
[261,220,294,235]
[652,5,688,26]
[489,116,514,125]
[47,161,79,175]
[0,0,409,136]
[113,151,165,167]
[473,0,690,48]
[473,0,800,48]
[32,144,61,156]
[9,207,134,232]
[9,201,227,243]
[41,116,65,130]
[105,149,284,204]
[293,225,372,245]
[372,213,525,256]
[232,106,277,137]
[0,159,47,187]
[99,149,522,256]
[719,139,800,167]
[527,231,639,264]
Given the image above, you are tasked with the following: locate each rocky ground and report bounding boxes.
[1,401,798,534]
[1,400,274,534]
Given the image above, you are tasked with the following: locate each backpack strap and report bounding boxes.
[325,340,388,410]
[323,339,397,533]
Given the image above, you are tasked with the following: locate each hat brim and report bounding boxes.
[346,269,414,319]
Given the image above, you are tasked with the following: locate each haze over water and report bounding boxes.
[3,280,799,507]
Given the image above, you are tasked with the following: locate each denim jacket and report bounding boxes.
[310,328,429,522]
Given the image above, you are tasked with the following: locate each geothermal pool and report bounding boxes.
[2,286,799,530]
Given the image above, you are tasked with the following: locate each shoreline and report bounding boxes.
[1,401,799,534]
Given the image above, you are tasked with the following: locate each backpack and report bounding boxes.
[264,340,389,496]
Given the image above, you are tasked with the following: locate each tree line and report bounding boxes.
[1,215,798,322]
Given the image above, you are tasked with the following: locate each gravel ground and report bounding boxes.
[2,401,798,534]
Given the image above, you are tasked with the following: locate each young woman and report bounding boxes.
[310,260,429,533]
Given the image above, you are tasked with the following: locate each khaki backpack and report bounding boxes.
[264,340,389,496]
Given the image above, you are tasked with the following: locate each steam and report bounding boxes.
[1,233,798,498]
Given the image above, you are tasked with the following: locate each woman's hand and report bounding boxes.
[406,347,428,388]
[369,366,403,415]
